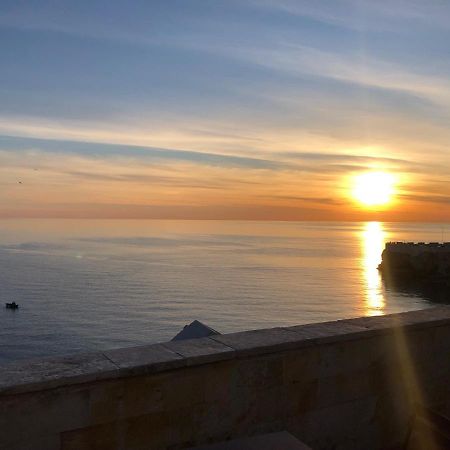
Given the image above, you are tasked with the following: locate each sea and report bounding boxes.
[0,220,447,364]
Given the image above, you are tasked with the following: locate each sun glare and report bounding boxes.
[352,172,396,207]
[361,222,385,315]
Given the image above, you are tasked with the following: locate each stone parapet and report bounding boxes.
[1,306,450,449]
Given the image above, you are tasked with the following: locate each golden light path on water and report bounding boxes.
[361,221,386,316]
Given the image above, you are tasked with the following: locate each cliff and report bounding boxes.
[379,242,450,278]
[378,243,450,303]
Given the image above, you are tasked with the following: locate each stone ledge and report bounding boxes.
[283,321,369,345]
[210,327,310,357]
[341,306,450,335]
[162,336,235,365]
[104,343,184,375]
[0,306,449,397]
[0,352,119,396]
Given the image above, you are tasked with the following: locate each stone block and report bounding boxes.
[333,425,384,450]
[316,370,373,408]
[317,335,390,378]
[240,385,289,427]
[162,337,235,366]
[185,431,312,450]
[61,421,121,450]
[201,360,234,406]
[288,396,378,449]
[344,306,450,336]
[282,347,320,385]
[0,386,90,449]
[88,379,125,424]
[284,321,369,345]
[163,369,210,409]
[374,390,412,445]
[232,354,284,390]
[123,407,202,450]
[0,352,118,395]
[284,379,318,417]
[104,343,184,375]
[211,328,309,357]
[433,322,450,344]
[0,433,60,450]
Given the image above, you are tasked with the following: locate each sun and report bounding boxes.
[352,171,396,207]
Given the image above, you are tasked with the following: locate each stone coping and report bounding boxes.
[1,306,449,397]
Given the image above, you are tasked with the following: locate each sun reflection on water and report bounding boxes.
[361,222,386,315]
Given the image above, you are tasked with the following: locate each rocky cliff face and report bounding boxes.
[380,247,450,277]
[378,244,450,302]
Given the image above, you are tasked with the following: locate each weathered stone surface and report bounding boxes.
[316,370,374,408]
[88,379,125,424]
[318,335,390,377]
[0,352,118,395]
[343,306,450,334]
[284,378,318,417]
[61,421,120,450]
[211,327,310,356]
[283,346,320,385]
[288,396,378,449]
[103,343,184,374]
[162,336,235,365]
[284,321,369,344]
[0,385,91,449]
[1,433,60,450]
[186,431,312,449]
[374,390,411,446]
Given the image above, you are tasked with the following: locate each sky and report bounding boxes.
[0,0,449,221]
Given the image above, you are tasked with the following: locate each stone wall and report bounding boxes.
[1,307,449,450]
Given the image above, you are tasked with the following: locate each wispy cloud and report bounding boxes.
[261,194,346,206]
[2,135,429,178]
[252,0,450,31]
[0,135,284,170]
[215,42,450,108]
[400,193,450,205]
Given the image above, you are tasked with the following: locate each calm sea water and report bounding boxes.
[0,220,447,364]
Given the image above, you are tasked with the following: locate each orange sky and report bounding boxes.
[1,1,449,221]
[1,134,448,221]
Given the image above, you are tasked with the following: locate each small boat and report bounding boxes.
[5,302,19,309]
